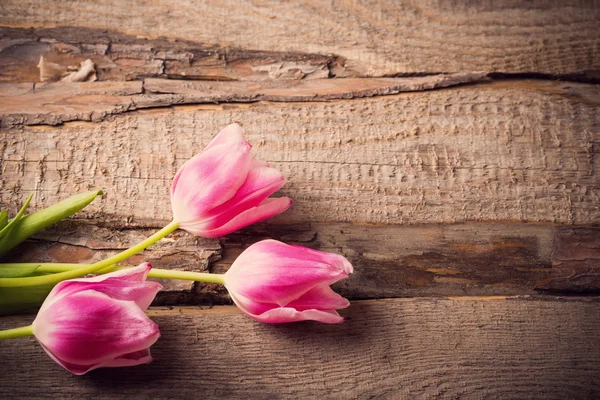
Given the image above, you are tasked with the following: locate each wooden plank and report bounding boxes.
[537,227,600,292]
[1,1,599,77]
[1,298,599,398]
[7,223,222,306]
[4,221,557,301]
[0,26,340,83]
[216,222,557,298]
[0,73,487,127]
[1,80,598,226]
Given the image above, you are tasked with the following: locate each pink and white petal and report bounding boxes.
[171,141,252,223]
[39,344,154,375]
[94,262,153,282]
[227,291,278,316]
[249,307,345,324]
[289,246,354,275]
[255,240,353,277]
[185,197,292,238]
[285,285,350,311]
[45,280,162,311]
[33,291,160,365]
[233,165,285,200]
[225,239,350,305]
[198,167,286,230]
[228,290,342,324]
[84,349,154,373]
[38,341,91,375]
[37,263,154,317]
[204,123,245,151]
[93,281,162,310]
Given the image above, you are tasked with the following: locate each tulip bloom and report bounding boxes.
[171,124,292,238]
[32,263,162,375]
[224,240,353,324]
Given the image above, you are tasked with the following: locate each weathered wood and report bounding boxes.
[0,26,341,83]
[4,221,559,301]
[1,80,598,226]
[6,222,222,305]
[0,73,487,127]
[537,227,600,293]
[217,222,558,298]
[1,298,599,399]
[1,1,599,77]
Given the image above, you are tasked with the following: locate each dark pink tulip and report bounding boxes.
[32,263,162,375]
[224,240,353,324]
[171,124,292,238]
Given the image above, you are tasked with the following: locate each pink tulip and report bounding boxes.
[31,263,162,375]
[224,240,353,324]
[171,124,292,238]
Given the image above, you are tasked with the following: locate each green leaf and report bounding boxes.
[0,264,39,278]
[0,190,103,257]
[0,284,54,316]
[0,211,8,231]
[0,193,33,240]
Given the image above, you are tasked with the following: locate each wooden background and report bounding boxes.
[1,1,599,398]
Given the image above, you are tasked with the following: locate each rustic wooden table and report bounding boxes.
[1,1,599,398]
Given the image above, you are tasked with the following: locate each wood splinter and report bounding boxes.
[37,56,97,83]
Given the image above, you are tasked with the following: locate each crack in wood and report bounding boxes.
[0,73,490,127]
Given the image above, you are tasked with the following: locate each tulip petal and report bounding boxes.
[204,123,245,151]
[33,290,160,365]
[286,285,350,311]
[289,245,354,276]
[188,197,292,238]
[39,264,161,312]
[230,291,344,324]
[171,141,253,223]
[48,280,162,311]
[198,166,286,230]
[39,344,154,375]
[258,308,344,324]
[226,291,278,316]
[225,239,349,305]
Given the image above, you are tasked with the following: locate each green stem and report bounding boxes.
[0,325,33,340]
[0,221,180,287]
[1,262,226,285]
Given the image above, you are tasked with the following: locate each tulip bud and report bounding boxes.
[224,240,353,324]
[171,124,292,238]
[31,263,162,375]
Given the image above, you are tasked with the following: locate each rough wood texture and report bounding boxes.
[0,73,487,127]
[1,1,599,77]
[1,298,599,399]
[1,80,598,226]
[217,222,557,298]
[7,223,222,305]
[537,227,600,293]
[0,27,342,83]
[5,221,559,301]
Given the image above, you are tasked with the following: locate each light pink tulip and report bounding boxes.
[32,263,162,375]
[224,240,353,324]
[171,124,292,238]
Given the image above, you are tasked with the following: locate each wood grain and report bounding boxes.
[3,221,558,302]
[1,1,599,77]
[0,73,487,127]
[6,222,222,306]
[1,80,598,226]
[216,221,558,298]
[0,26,342,83]
[537,227,600,293]
[1,298,599,399]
